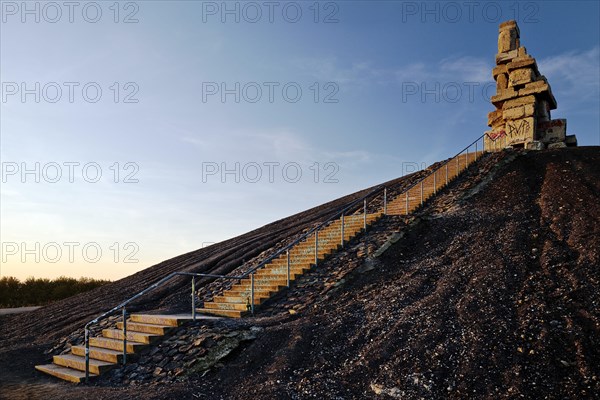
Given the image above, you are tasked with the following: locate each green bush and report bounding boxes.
[0,276,111,308]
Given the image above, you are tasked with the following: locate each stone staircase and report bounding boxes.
[386,151,484,215]
[196,213,383,317]
[35,314,190,383]
[196,151,485,318]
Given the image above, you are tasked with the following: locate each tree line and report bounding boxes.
[0,276,111,308]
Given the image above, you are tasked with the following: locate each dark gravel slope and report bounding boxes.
[201,147,600,399]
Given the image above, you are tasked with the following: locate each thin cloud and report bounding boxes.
[538,46,600,103]
[439,56,493,83]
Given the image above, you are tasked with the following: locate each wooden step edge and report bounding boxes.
[129,314,188,327]
[71,345,124,363]
[53,354,116,375]
[89,337,146,353]
[35,364,97,383]
[196,308,245,318]
[115,321,172,335]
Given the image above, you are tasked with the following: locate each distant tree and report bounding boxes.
[0,276,111,307]
[0,276,22,307]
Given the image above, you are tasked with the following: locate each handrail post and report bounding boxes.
[420,181,424,206]
[250,273,255,315]
[445,163,448,185]
[122,307,127,365]
[433,170,437,194]
[405,191,409,214]
[363,199,367,230]
[383,188,387,215]
[84,327,89,383]
[191,276,196,321]
[314,230,319,266]
[340,213,345,247]
[286,250,290,287]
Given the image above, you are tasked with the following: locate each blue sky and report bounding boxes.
[1,0,599,280]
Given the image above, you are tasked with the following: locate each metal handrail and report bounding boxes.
[82,133,492,383]
[83,271,243,382]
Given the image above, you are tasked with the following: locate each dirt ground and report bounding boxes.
[1,147,598,399]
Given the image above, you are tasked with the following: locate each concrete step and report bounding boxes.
[102,329,160,345]
[89,336,146,353]
[254,269,305,278]
[224,289,274,297]
[254,271,301,280]
[213,296,266,305]
[116,321,172,335]
[291,244,340,252]
[245,274,296,282]
[286,251,333,259]
[196,308,244,318]
[53,353,116,375]
[71,345,124,363]
[35,364,98,383]
[257,268,305,277]
[241,277,289,285]
[231,283,283,292]
[204,301,250,311]
[129,314,188,327]
[281,250,337,259]
[262,263,311,271]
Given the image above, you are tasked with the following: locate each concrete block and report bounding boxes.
[496,49,519,64]
[538,119,567,143]
[498,28,519,53]
[565,135,578,147]
[548,142,567,149]
[496,73,509,91]
[526,141,545,150]
[491,88,519,107]
[484,129,507,151]
[536,99,551,122]
[509,68,537,87]
[499,20,519,34]
[503,103,535,120]
[506,116,536,145]
[519,81,557,109]
[507,56,537,71]
[492,64,508,78]
[502,95,536,110]
[487,110,504,127]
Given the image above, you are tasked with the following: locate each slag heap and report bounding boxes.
[485,20,577,150]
